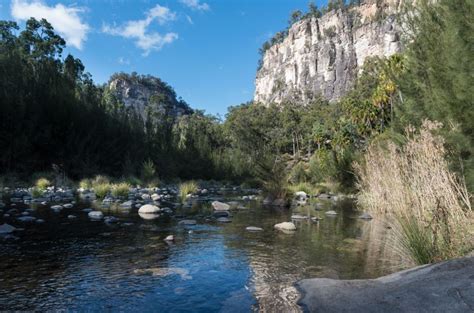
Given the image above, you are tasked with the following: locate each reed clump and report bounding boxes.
[356,120,473,265]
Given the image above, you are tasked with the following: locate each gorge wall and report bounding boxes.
[254,0,404,105]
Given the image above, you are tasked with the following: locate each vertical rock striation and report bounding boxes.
[254,0,404,105]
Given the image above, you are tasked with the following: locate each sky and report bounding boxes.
[0,0,328,116]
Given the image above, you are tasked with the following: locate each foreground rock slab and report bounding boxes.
[297,256,474,313]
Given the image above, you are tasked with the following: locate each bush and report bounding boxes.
[289,162,309,184]
[125,176,142,187]
[111,182,131,198]
[35,177,51,190]
[356,121,473,265]
[179,181,198,201]
[92,175,110,186]
[94,183,111,199]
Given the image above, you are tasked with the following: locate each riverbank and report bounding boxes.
[297,255,474,313]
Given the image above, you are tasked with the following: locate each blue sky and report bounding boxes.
[0,0,327,116]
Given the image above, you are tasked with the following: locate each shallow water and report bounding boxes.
[0,191,397,312]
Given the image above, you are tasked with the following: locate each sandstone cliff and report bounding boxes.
[254,0,404,104]
[107,73,191,119]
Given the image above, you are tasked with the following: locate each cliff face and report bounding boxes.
[107,73,191,119]
[254,0,404,104]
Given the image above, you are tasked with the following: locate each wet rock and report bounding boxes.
[213,211,230,218]
[0,223,16,234]
[291,214,309,220]
[217,217,232,223]
[178,219,197,226]
[82,208,93,213]
[297,256,474,313]
[274,222,296,232]
[17,216,36,223]
[358,212,373,220]
[104,216,119,224]
[311,217,323,222]
[63,203,73,209]
[50,205,63,212]
[36,219,45,224]
[212,201,230,211]
[246,226,263,232]
[88,211,104,220]
[325,210,338,216]
[67,215,77,219]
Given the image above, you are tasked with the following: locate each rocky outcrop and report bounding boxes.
[254,0,404,105]
[107,73,192,119]
[297,256,474,312]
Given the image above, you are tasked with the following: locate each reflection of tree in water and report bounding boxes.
[222,199,400,312]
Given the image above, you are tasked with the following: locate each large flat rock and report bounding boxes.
[297,256,474,313]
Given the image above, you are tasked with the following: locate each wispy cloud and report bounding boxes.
[180,0,210,11]
[118,57,130,65]
[10,0,89,49]
[185,15,194,25]
[102,4,177,56]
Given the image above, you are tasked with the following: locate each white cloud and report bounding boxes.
[118,57,130,65]
[180,0,210,11]
[10,0,89,50]
[102,4,177,56]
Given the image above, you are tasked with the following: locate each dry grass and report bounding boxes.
[356,120,473,265]
[179,181,198,202]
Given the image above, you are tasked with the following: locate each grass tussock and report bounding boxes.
[35,177,51,190]
[94,183,111,199]
[179,181,198,201]
[356,120,473,265]
[111,182,131,198]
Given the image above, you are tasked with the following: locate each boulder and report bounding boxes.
[0,223,16,234]
[295,191,308,200]
[274,222,296,232]
[151,193,160,201]
[297,256,474,313]
[246,226,263,232]
[120,200,134,209]
[212,201,230,211]
[138,204,161,214]
[139,212,160,220]
[88,211,104,220]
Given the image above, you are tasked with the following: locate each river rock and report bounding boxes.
[0,223,16,234]
[164,235,174,241]
[138,204,160,214]
[297,256,474,313]
[359,212,373,220]
[291,214,309,220]
[178,219,197,225]
[274,222,296,231]
[88,211,104,220]
[295,191,308,200]
[213,211,230,218]
[246,226,263,232]
[67,215,77,219]
[120,200,134,209]
[82,208,93,213]
[325,210,338,216]
[216,217,232,223]
[17,216,36,223]
[63,203,73,209]
[212,201,230,211]
[50,205,63,212]
[151,193,160,201]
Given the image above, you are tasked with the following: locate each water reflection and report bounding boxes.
[0,194,398,311]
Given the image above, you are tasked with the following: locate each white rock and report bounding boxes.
[138,204,160,214]
[212,201,230,211]
[325,210,338,216]
[291,214,309,220]
[0,223,16,234]
[274,222,296,231]
[246,226,263,232]
[151,193,160,201]
[50,205,63,211]
[164,235,174,241]
[88,211,104,220]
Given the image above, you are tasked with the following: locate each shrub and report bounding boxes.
[111,182,130,198]
[356,121,473,265]
[141,159,156,182]
[125,176,142,187]
[94,183,111,199]
[35,178,51,190]
[179,181,198,201]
